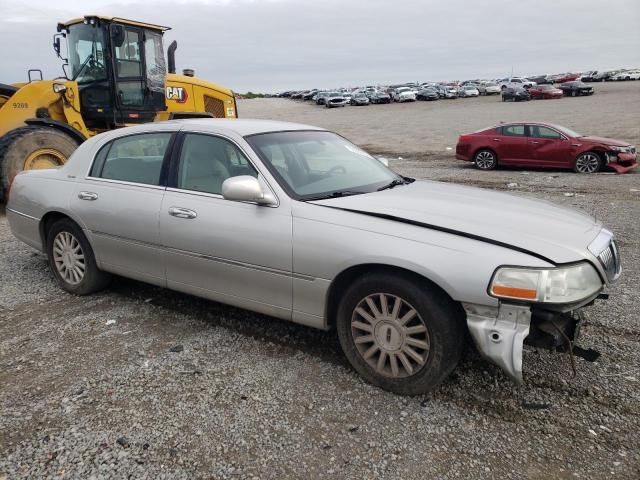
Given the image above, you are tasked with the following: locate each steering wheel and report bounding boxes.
[88,58,105,72]
[327,165,347,175]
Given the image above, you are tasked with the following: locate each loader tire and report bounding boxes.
[0,126,79,202]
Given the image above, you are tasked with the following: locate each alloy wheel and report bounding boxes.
[351,293,430,378]
[575,153,600,173]
[475,151,496,169]
[52,231,86,285]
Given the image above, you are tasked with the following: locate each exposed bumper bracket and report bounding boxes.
[464,303,531,383]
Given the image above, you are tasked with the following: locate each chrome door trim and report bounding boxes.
[6,208,40,221]
[90,230,315,281]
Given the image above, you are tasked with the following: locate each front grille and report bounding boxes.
[204,95,226,118]
[598,240,622,281]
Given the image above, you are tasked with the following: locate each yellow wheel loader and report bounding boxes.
[0,15,238,201]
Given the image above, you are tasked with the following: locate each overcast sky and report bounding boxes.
[1,0,638,92]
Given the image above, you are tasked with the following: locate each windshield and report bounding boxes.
[246,131,401,200]
[67,23,107,84]
[397,87,410,92]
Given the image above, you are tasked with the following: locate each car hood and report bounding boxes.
[311,180,601,264]
[578,136,630,147]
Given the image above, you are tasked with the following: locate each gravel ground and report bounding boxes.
[1,82,639,479]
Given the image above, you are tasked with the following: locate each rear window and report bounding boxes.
[90,133,172,186]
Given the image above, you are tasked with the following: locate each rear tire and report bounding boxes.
[46,218,111,295]
[336,272,465,395]
[474,149,498,170]
[0,126,78,202]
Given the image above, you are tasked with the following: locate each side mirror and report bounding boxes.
[222,176,276,206]
[111,24,125,48]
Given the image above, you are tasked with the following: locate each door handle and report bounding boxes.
[492,138,501,142]
[530,141,540,144]
[78,191,98,201]
[168,206,197,219]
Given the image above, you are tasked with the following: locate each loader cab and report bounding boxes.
[58,17,168,129]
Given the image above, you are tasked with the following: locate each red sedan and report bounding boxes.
[528,85,563,99]
[456,123,638,173]
[554,73,581,83]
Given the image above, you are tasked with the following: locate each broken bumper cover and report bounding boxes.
[465,303,530,383]
[606,152,638,173]
[464,302,587,383]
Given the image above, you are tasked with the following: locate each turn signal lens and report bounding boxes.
[490,285,538,300]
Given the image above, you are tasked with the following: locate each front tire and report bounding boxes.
[336,273,464,395]
[574,151,603,173]
[46,218,111,295]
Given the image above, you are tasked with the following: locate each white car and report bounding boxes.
[459,85,480,97]
[614,70,640,81]
[392,87,417,102]
[478,82,501,95]
[500,77,536,90]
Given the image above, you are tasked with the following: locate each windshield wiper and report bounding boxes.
[72,53,94,81]
[377,178,409,191]
[303,190,364,201]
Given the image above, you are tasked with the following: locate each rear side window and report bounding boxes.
[90,132,172,186]
[501,125,525,137]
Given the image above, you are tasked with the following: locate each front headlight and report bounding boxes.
[489,263,602,304]
[608,145,629,153]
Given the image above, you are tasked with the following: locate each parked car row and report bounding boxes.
[279,66,638,102]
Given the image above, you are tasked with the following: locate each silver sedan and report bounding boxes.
[7,119,621,394]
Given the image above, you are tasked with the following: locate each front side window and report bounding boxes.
[501,125,526,137]
[530,126,562,139]
[91,132,171,185]
[246,131,399,200]
[176,134,257,195]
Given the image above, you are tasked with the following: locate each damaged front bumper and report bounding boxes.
[606,152,638,173]
[464,302,590,383]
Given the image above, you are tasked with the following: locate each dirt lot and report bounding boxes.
[1,81,639,479]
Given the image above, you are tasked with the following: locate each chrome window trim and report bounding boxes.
[83,177,167,191]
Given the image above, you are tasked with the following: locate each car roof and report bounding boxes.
[101,119,327,140]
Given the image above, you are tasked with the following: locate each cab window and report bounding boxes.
[90,133,172,185]
[176,134,257,195]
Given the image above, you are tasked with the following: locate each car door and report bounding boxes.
[159,132,293,320]
[495,124,532,164]
[71,131,174,285]
[527,125,573,167]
